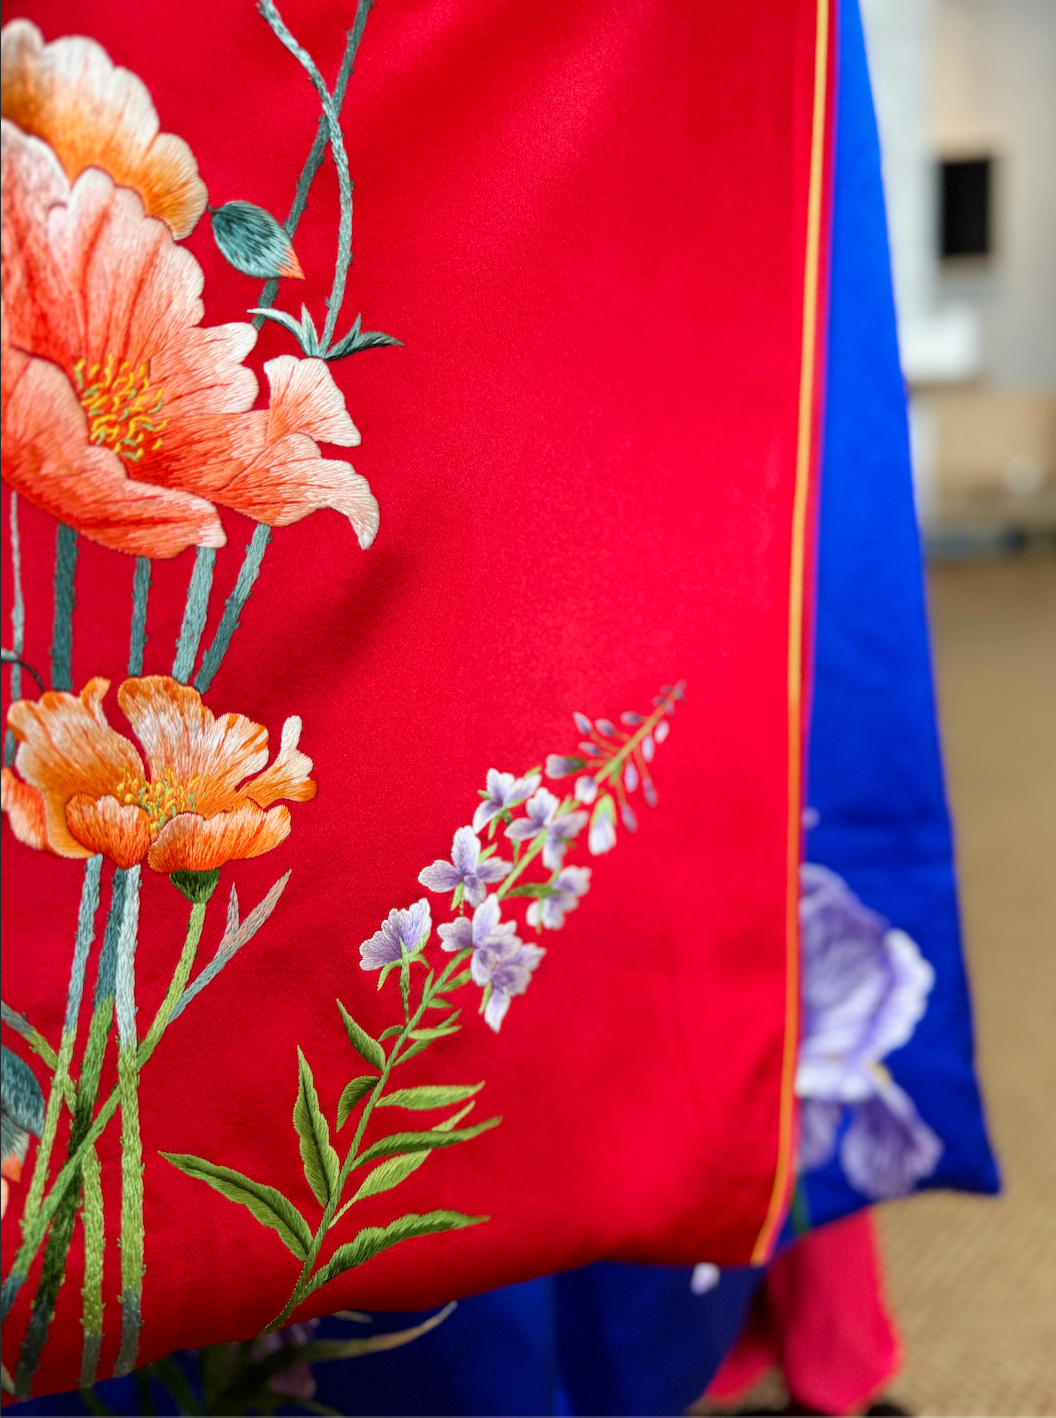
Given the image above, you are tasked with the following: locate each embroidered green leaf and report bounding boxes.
[503,882,556,899]
[309,1212,486,1291]
[433,1102,476,1132]
[248,304,321,357]
[407,1011,461,1042]
[353,1116,500,1169]
[325,312,403,361]
[379,1025,404,1041]
[350,1150,431,1203]
[160,1153,312,1260]
[337,1001,386,1071]
[211,202,304,281]
[337,1075,379,1130]
[293,1049,340,1205]
[377,1083,483,1111]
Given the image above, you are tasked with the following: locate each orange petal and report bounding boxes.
[117,677,270,815]
[218,434,380,549]
[1,21,207,238]
[148,803,291,874]
[264,356,360,447]
[66,794,151,868]
[2,1155,24,1184]
[149,322,258,420]
[8,679,148,857]
[135,409,266,500]
[243,716,318,808]
[2,324,226,559]
[1,767,55,854]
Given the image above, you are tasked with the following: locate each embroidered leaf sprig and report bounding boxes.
[210,201,305,280]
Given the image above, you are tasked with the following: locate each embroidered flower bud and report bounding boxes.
[621,804,638,832]
[595,719,617,737]
[623,761,639,793]
[588,794,617,855]
[641,734,655,762]
[578,742,604,758]
[210,201,305,280]
[655,719,670,744]
[545,755,585,780]
[643,776,658,807]
[621,711,645,726]
[574,775,598,804]
[573,712,593,735]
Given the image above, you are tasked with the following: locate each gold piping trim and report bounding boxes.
[751,0,831,1265]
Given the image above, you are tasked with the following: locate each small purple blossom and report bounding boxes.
[588,793,617,855]
[643,776,657,807]
[472,769,542,832]
[505,788,588,870]
[641,733,655,762]
[621,803,638,832]
[483,941,546,1032]
[546,754,584,779]
[574,775,598,804]
[654,719,670,743]
[527,865,592,930]
[621,711,645,726]
[573,711,592,734]
[624,761,639,792]
[595,719,618,737]
[437,895,519,983]
[418,826,511,906]
[359,898,431,970]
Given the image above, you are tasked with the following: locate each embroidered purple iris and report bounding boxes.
[505,788,587,870]
[472,769,541,833]
[359,897,431,970]
[418,826,511,906]
[483,941,545,1032]
[436,894,519,973]
[526,866,591,930]
[795,863,943,1200]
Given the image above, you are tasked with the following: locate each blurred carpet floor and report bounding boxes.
[879,550,1056,1417]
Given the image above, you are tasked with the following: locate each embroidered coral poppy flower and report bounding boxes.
[1,122,379,558]
[0,20,207,239]
[0,676,316,876]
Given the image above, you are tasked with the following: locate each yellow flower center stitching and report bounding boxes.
[115,769,199,834]
[74,355,167,462]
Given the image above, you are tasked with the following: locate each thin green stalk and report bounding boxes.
[253,0,371,330]
[50,522,78,692]
[113,866,144,1376]
[262,954,464,1333]
[79,1142,105,1387]
[258,0,362,350]
[128,557,152,676]
[172,546,216,684]
[4,491,24,766]
[194,523,272,695]
[1,893,209,1329]
[496,834,547,899]
[14,867,124,1398]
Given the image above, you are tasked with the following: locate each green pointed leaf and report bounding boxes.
[504,882,556,899]
[160,1153,311,1259]
[350,1149,431,1202]
[337,1075,379,1130]
[353,1116,500,1169]
[377,1083,483,1111]
[432,1102,476,1132]
[211,201,303,280]
[293,1049,339,1205]
[310,1212,486,1291]
[337,1001,386,1070]
[408,1011,461,1042]
[379,1025,404,1041]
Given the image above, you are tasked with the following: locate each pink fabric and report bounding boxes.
[706,1211,902,1415]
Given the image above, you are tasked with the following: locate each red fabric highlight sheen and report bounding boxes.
[2,0,833,1392]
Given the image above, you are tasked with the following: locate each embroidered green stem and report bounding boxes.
[113,865,144,1376]
[4,491,24,766]
[1,891,209,1330]
[258,0,361,350]
[495,832,549,899]
[79,1142,105,1388]
[172,546,216,684]
[591,697,676,788]
[50,522,78,692]
[260,953,465,1334]
[253,0,372,330]
[194,523,272,694]
[14,865,122,1398]
[128,557,152,676]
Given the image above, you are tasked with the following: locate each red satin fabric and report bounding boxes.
[2,0,832,1392]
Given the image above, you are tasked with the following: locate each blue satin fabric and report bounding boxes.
[9,1,995,1413]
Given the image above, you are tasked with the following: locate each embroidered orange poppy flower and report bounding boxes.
[1,122,380,558]
[0,676,316,875]
[0,20,207,239]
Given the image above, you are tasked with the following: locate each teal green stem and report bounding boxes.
[14,866,124,1397]
[79,1142,105,1387]
[128,557,152,676]
[252,0,371,330]
[172,546,216,684]
[194,523,272,694]
[261,954,464,1333]
[112,866,144,1376]
[1,892,208,1333]
[4,491,24,766]
[50,522,78,692]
